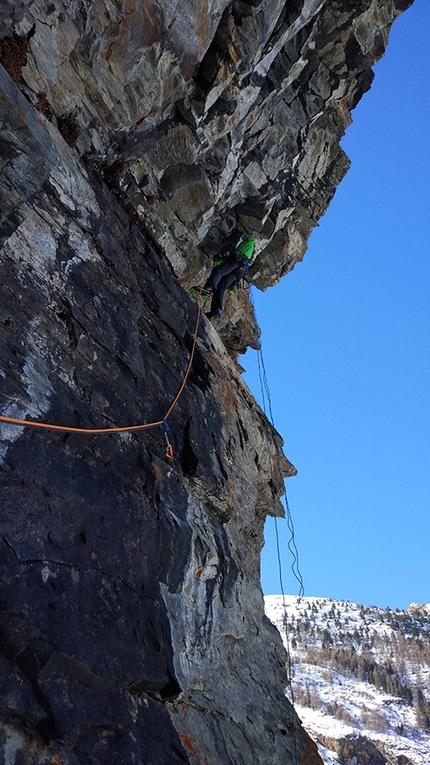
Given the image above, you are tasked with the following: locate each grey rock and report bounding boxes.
[0,65,54,244]
[0,1,414,763]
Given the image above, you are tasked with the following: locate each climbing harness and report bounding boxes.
[0,294,204,460]
[250,286,304,765]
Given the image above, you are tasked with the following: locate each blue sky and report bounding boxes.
[244,0,430,611]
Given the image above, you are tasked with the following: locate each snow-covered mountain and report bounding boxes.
[265,596,430,765]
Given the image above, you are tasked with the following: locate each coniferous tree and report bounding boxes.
[415,689,430,730]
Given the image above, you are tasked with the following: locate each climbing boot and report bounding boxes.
[206,310,221,323]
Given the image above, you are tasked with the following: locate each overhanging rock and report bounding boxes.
[0,1,414,763]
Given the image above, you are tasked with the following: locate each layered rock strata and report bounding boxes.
[0,1,412,763]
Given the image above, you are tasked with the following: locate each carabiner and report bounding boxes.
[163,420,174,459]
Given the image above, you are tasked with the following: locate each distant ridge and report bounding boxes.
[265,595,430,765]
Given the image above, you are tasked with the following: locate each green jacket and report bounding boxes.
[235,237,256,260]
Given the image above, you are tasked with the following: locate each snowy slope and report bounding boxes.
[265,595,430,765]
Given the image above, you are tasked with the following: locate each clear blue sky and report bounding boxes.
[244,0,430,611]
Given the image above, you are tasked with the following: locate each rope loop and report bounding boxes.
[0,295,203,459]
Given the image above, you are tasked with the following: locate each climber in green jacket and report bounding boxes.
[192,236,256,322]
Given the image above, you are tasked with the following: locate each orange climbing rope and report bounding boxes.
[0,414,167,435]
[0,296,204,458]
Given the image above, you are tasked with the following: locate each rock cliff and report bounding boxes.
[0,1,412,763]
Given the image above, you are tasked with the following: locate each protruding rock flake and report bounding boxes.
[0,1,414,763]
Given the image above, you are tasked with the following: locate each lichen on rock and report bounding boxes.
[0,1,413,763]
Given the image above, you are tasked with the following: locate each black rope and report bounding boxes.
[250,287,304,597]
[249,286,304,763]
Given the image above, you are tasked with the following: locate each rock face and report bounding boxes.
[0,1,412,764]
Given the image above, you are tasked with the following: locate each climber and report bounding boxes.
[192,236,256,322]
